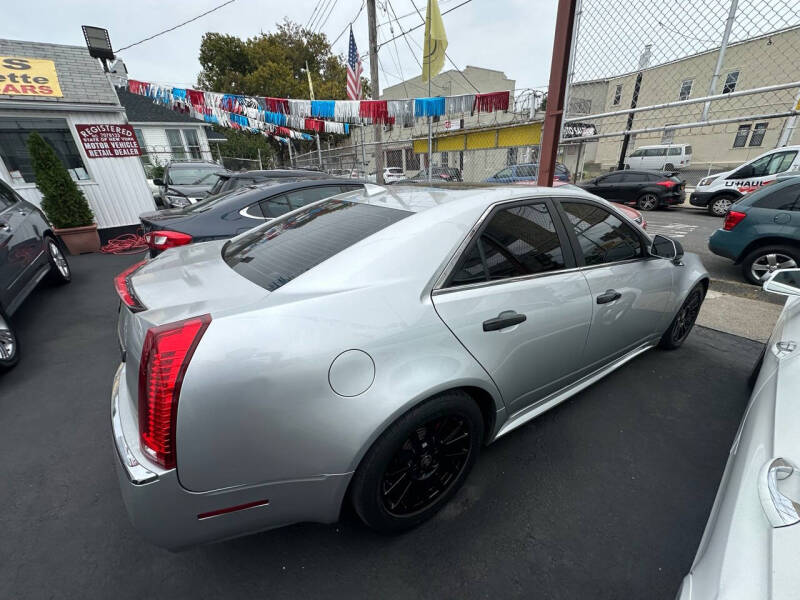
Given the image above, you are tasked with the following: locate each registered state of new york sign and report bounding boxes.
[0,56,63,97]
[75,124,142,159]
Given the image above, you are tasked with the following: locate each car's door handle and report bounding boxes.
[482,311,526,332]
[596,289,622,304]
[758,458,800,528]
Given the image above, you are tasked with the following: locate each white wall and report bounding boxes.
[0,108,156,229]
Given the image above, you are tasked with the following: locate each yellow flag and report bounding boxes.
[305,61,315,101]
[422,0,448,82]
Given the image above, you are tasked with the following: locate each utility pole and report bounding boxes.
[616,45,650,171]
[367,0,385,184]
[702,0,739,122]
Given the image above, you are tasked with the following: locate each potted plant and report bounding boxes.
[27,131,100,254]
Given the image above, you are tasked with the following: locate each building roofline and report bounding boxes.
[0,38,89,52]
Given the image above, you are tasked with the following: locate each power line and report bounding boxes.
[380,3,410,97]
[310,0,335,32]
[314,0,339,34]
[407,0,480,93]
[377,0,458,28]
[330,1,366,47]
[306,0,325,29]
[385,0,447,94]
[376,0,471,50]
[115,0,239,53]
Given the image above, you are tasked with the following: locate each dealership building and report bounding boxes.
[0,38,155,233]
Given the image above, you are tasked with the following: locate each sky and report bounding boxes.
[3,0,558,95]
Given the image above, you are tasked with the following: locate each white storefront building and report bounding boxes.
[0,39,155,233]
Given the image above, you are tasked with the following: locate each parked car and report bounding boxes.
[708,176,800,284]
[485,162,571,184]
[625,144,692,171]
[676,268,800,600]
[402,166,463,182]
[139,179,364,256]
[154,160,231,209]
[0,179,71,371]
[691,146,800,216]
[578,169,685,210]
[207,169,328,196]
[112,184,708,549]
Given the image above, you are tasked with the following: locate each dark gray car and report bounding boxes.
[0,179,72,371]
[154,160,230,209]
[140,178,364,255]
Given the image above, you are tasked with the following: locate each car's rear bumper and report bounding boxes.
[708,229,744,261]
[111,364,352,550]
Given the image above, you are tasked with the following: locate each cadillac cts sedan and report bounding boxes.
[112,184,709,549]
[677,269,800,600]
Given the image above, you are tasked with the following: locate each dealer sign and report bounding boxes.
[0,56,63,97]
[75,124,142,159]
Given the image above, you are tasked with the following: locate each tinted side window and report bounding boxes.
[602,173,625,184]
[752,182,800,211]
[622,172,647,182]
[561,202,644,265]
[286,186,345,209]
[259,194,292,218]
[449,203,566,286]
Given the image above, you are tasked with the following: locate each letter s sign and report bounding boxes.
[1,57,31,70]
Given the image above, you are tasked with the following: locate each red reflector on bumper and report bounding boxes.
[197,499,270,520]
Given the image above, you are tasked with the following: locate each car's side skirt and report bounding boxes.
[493,341,657,440]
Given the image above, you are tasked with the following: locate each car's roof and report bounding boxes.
[228,169,326,179]
[205,178,365,210]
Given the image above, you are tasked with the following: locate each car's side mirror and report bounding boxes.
[153,178,164,187]
[763,268,800,297]
[651,234,684,264]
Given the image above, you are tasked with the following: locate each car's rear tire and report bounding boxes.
[0,308,19,372]
[665,163,675,171]
[741,245,800,285]
[44,235,71,285]
[637,193,659,211]
[659,284,705,350]
[350,390,483,534]
[708,194,735,217]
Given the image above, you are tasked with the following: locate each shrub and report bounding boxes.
[27,131,94,228]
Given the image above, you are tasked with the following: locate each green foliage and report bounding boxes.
[197,20,370,99]
[27,132,94,229]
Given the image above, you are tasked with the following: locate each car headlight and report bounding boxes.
[166,195,190,208]
[698,176,718,188]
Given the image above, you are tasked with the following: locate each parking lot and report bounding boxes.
[1,250,762,600]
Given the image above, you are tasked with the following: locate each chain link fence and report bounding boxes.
[563,0,800,186]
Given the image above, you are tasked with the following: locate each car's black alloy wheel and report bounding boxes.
[637,193,659,211]
[45,236,71,285]
[660,284,705,350]
[351,391,483,533]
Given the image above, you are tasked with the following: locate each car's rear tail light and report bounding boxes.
[138,314,211,469]
[655,180,678,188]
[114,260,147,312]
[145,230,193,251]
[723,210,747,231]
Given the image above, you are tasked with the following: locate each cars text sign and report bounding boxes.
[0,56,63,97]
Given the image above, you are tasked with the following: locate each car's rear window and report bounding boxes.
[223,199,411,291]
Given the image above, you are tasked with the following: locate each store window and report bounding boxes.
[0,117,88,184]
[612,84,623,106]
[723,70,739,94]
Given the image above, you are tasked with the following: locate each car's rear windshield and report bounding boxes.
[223,199,411,291]
[167,166,222,185]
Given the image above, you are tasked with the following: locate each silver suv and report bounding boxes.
[153,160,229,208]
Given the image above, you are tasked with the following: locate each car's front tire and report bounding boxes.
[0,307,19,372]
[741,245,800,285]
[350,390,483,534]
[659,284,705,350]
[708,194,736,217]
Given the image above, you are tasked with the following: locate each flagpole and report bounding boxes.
[426,0,433,184]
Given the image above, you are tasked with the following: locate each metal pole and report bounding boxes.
[257,148,263,170]
[777,88,800,147]
[617,71,643,171]
[539,0,578,186]
[426,0,433,183]
[702,0,739,121]
[361,125,367,175]
[287,138,294,167]
[315,133,323,169]
[560,0,583,141]
[366,0,385,184]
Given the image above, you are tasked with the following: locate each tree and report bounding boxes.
[27,132,94,229]
[197,20,370,100]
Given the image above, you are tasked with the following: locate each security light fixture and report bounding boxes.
[82,26,115,61]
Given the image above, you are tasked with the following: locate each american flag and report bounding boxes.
[347,28,363,100]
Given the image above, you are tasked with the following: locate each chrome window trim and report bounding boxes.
[432,195,653,293]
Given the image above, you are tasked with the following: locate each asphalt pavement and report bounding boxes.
[0,252,762,600]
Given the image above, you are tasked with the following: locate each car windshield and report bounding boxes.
[167,166,222,185]
[223,199,411,291]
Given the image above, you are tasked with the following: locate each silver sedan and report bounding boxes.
[111,184,709,549]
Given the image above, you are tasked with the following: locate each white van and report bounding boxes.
[690,145,800,216]
[625,144,693,171]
